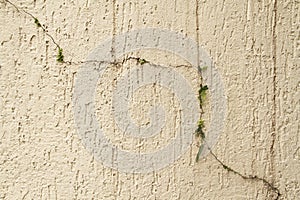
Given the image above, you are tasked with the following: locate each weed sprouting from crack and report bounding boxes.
[122,56,149,65]
[198,84,208,104]
[195,84,208,162]
[57,48,64,63]
[34,17,42,28]
[137,58,147,65]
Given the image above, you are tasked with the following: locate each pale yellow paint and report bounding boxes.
[0,0,299,199]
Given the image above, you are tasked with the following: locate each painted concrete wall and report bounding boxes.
[0,0,299,199]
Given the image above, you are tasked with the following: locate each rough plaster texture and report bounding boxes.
[0,0,299,199]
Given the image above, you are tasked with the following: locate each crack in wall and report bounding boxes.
[3,0,63,61]
[270,0,278,192]
[195,0,200,71]
[2,0,282,199]
[202,139,281,200]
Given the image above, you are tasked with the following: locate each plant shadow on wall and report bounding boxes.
[2,0,281,199]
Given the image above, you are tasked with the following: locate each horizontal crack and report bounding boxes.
[60,56,195,70]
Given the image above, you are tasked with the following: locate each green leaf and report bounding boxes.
[198,119,204,128]
[199,85,208,101]
[198,85,207,101]
[195,119,205,139]
[34,18,41,27]
[57,48,64,63]
[138,58,147,65]
[196,144,204,162]
[200,66,208,70]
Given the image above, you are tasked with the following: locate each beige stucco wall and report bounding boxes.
[0,0,299,199]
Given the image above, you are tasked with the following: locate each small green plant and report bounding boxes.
[195,84,208,162]
[200,66,208,70]
[195,119,205,139]
[34,17,41,27]
[137,58,147,65]
[57,48,64,63]
[198,84,208,103]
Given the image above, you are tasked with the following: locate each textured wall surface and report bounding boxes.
[0,0,299,199]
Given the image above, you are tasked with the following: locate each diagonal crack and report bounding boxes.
[4,0,61,49]
[202,139,282,200]
[3,0,65,62]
